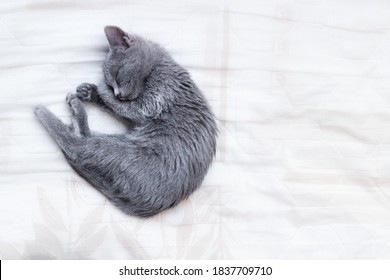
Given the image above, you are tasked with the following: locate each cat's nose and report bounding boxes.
[118,94,127,101]
[114,89,127,100]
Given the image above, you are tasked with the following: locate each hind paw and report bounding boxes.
[66,92,78,106]
[66,93,86,116]
[33,104,48,118]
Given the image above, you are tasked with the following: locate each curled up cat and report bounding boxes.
[33,26,218,217]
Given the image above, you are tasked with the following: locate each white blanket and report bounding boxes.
[1,0,390,259]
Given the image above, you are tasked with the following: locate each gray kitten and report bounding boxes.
[34,26,217,217]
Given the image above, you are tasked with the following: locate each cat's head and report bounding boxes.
[102,26,157,101]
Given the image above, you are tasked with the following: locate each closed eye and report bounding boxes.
[115,65,125,86]
[103,72,114,91]
[106,83,114,91]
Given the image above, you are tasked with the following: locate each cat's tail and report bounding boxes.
[33,104,80,158]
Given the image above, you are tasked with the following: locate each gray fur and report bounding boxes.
[33,26,218,217]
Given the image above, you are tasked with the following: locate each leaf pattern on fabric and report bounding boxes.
[111,220,147,259]
[73,226,108,256]
[23,224,65,259]
[37,187,67,232]
[0,242,23,259]
[76,204,106,243]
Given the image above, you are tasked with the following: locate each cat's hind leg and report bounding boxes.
[66,93,91,137]
[33,104,80,160]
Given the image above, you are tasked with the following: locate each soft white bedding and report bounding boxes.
[1,0,390,259]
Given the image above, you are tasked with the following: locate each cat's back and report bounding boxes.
[139,55,217,155]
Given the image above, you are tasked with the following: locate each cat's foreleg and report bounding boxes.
[76,83,144,124]
[66,93,91,137]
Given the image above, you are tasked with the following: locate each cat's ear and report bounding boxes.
[104,26,132,49]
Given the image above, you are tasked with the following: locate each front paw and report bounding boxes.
[76,83,97,101]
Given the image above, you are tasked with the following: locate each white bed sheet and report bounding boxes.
[1,0,390,259]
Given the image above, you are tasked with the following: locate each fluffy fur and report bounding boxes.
[33,26,218,217]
